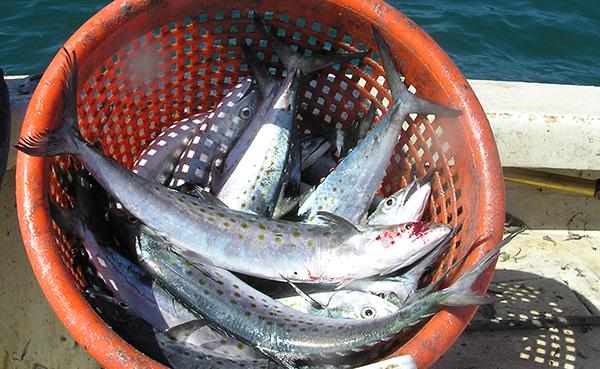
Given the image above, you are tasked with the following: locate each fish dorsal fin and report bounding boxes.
[254,14,367,76]
[280,275,326,310]
[315,212,360,236]
[174,183,228,208]
[164,319,207,341]
[372,26,461,118]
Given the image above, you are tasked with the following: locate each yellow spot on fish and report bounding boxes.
[208,217,215,222]
[292,230,301,237]
[241,223,248,229]
[306,240,314,247]
[239,234,244,239]
[332,187,337,192]
[241,203,247,208]
[224,222,230,227]
[259,224,266,230]
[274,237,282,244]
[237,343,244,350]
[258,234,265,240]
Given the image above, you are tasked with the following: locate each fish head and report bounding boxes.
[373,180,418,216]
[214,77,259,123]
[324,291,399,320]
[401,183,432,221]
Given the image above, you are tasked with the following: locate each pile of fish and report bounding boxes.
[18,16,518,369]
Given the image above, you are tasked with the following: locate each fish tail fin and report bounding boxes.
[372,26,461,118]
[295,49,369,76]
[15,48,82,157]
[438,228,524,307]
[254,14,367,76]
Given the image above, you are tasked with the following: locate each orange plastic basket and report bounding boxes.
[16,0,505,368]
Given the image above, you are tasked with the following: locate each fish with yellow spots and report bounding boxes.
[212,16,368,217]
[136,218,505,368]
[298,27,460,224]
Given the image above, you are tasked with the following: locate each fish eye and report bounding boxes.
[385,198,395,207]
[376,292,386,299]
[239,106,253,119]
[360,307,376,319]
[404,223,413,231]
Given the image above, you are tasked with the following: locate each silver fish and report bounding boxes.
[84,281,277,368]
[132,113,208,185]
[297,28,460,224]
[341,223,461,304]
[154,333,283,369]
[169,78,259,189]
[136,222,498,368]
[49,165,199,332]
[366,171,434,225]
[18,49,452,285]
[213,17,368,217]
[278,290,399,320]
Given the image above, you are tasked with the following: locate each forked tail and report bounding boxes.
[15,48,81,157]
[372,26,461,118]
[438,228,524,306]
[253,14,368,76]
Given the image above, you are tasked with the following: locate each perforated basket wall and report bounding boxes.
[16,0,505,368]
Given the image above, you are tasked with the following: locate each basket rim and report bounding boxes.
[15,0,505,368]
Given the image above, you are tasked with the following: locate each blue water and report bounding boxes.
[1,0,599,85]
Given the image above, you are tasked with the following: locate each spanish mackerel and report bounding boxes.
[54,166,404,365]
[213,16,368,217]
[298,28,460,224]
[366,170,434,225]
[136,220,499,368]
[133,113,208,185]
[169,78,259,188]
[18,50,455,287]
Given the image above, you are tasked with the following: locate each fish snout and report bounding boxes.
[417,222,452,242]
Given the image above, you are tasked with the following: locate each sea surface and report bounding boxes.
[0,0,598,85]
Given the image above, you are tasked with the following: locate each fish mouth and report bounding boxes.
[415,222,452,241]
